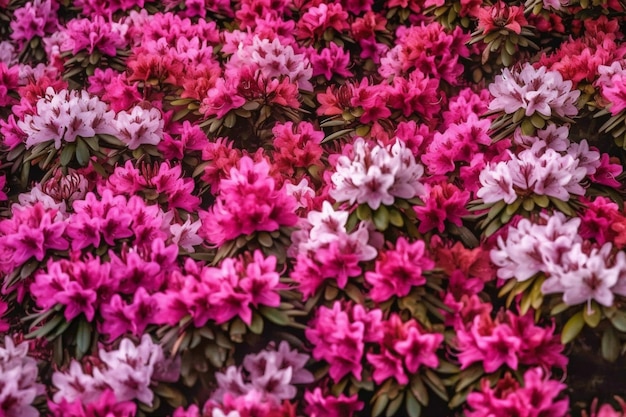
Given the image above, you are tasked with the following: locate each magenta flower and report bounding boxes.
[306,302,383,382]
[311,43,353,80]
[304,388,364,417]
[64,16,126,56]
[456,313,522,373]
[466,367,568,417]
[367,315,443,385]
[394,326,443,373]
[365,237,434,302]
[201,77,246,119]
[200,156,298,246]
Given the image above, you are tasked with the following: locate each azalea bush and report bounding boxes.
[1,0,626,416]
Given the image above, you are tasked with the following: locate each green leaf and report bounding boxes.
[436,361,460,374]
[504,199,522,215]
[405,391,422,417]
[561,310,585,344]
[530,113,546,128]
[76,139,90,166]
[456,364,484,392]
[522,198,535,212]
[372,394,389,417]
[410,375,429,406]
[76,317,92,358]
[258,306,290,326]
[373,205,390,231]
[356,204,372,221]
[321,128,354,144]
[248,313,264,334]
[60,143,76,166]
[389,208,404,227]
[257,232,273,248]
[423,369,449,401]
[386,392,405,417]
[583,302,602,328]
[550,302,570,316]
[549,197,575,216]
[26,314,64,339]
[608,309,626,332]
[602,326,620,362]
[533,194,550,208]
[485,200,506,223]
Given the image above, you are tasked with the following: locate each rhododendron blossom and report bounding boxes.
[331,137,425,209]
[0,0,625,415]
[489,63,580,118]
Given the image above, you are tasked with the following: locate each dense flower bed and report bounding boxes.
[0,0,626,416]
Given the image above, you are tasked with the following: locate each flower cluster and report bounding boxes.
[50,335,175,411]
[200,156,298,247]
[465,367,568,417]
[0,337,44,417]
[290,202,378,298]
[0,0,626,416]
[330,137,425,210]
[492,211,626,309]
[489,63,580,119]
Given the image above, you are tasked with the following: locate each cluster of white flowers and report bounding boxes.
[114,105,164,150]
[0,337,44,417]
[228,35,313,91]
[477,139,590,204]
[19,88,164,151]
[52,335,176,406]
[19,88,117,149]
[330,137,425,210]
[489,63,580,118]
[491,212,626,308]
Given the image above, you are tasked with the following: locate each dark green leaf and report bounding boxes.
[602,326,620,362]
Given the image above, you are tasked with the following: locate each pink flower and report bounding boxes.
[477,2,527,34]
[0,62,19,107]
[456,313,522,373]
[311,43,353,80]
[414,183,470,233]
[601,73,626,115]
[331,137,425,210]
[64,16,126,56]
[201,77,246,119]
[114,105,164,150]
[365,238,434,302]
[394,326,443,373]
[305,302,382,382]
[200,156,298,246]
[10,0,59,48]
[388,69,440,119]
[296,3,349,40]
[304,388,364,417]
[367,349,408,384]
[466,367,568,417]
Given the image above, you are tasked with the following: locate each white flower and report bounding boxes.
[330,137,425,210]
[489,63,580,118]
[114,106,164,150]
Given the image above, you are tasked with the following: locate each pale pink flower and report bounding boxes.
[331,137,425,209]
[114,105,164,150]
[489,63,580,118]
